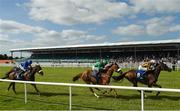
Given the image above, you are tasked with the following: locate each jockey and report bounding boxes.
[17,60,33,79]
[137,59,156,79]
[149,59,157,70]
[92,59,108,83]
[138,59,156,71]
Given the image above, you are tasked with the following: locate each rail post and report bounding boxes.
[69,86,72,110]
[141,90,144,111]
[24,83,27,104]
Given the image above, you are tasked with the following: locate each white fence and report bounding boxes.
[0,79,180,111]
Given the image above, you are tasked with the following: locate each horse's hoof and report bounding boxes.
[37,92,40,96]
[144,94,148,98]
[114,94,118,98]
[156,93,160,96]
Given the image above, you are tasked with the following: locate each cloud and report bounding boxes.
[24,0,180,25]
[169,25,180,32]
[113,16,180,36]
[113,24,145,36]
[0,19,46,34]
[0,19,107,52]
[130,0,180,13]
[26,0,130,25]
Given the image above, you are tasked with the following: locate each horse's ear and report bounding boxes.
[34,62,40,66]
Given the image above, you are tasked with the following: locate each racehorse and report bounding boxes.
[112,61,172,96]
[1,64,44,95]
[72,62,121,98]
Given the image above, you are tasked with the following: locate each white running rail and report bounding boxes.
[0,79,180,111]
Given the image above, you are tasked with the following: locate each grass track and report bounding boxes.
[0,66,180,110]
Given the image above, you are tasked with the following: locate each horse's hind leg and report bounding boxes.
[89,87,99,98]
[133,81,140,93]
[8,82,13,91]
[31,84,40,95]
[7,82,16,94]
[12,83,17,94]
[108,88,118,98]
[85,80,99,98]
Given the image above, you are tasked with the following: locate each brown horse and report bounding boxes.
[73,62,121,98]
[1,64,44,95]
[112,61,172,96]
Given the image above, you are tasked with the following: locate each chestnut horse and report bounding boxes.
[1,64,44,95]
[112,61,172,96]
[73,62,121,98]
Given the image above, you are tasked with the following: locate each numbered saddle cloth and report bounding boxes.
[136,70,146,80]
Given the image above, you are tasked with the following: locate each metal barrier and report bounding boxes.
[0,79,180,111]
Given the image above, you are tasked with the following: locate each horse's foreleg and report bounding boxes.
[31,84,40,95]
[152,83,162,96]
[108,88,118,98]
[133,81,147,97]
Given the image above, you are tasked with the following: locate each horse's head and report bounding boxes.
[158,62,172,72]
[110,62,122,73]
[34,64,44,76]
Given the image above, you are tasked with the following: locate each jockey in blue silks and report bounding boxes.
[137,59,157,80]
[17,60,32,79]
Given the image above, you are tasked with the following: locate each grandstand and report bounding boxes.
[10,39,180,68]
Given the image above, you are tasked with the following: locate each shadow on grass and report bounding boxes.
[28,98,112,110]
[0,91,179,110]
[28,92,78,97]
[0,92,112,110]
[147,95,180,101]
[98,93,180,101]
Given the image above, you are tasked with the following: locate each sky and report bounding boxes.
[0,0,180,55]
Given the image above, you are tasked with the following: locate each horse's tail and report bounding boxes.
[112,72,127,81]
[1,67,16,79]
[73,73,83,82]
[1,71,11,79]
[1,75,8,79]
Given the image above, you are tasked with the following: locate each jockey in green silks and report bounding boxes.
[92,59,108,83]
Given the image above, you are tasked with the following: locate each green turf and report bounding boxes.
[0,66,180,110]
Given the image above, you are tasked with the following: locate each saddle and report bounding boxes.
[14,67,29,80]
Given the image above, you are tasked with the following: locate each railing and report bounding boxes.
[0,79,180,111]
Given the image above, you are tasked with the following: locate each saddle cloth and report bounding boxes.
[136,70,146,79]
[92,70,98,77]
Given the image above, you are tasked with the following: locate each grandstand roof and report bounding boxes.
[11,39,180,52]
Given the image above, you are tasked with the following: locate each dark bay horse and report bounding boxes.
[73,62,121,98]
[112,62,172,96]
[1,64,44,95]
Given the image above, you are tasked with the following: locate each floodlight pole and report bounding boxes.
[99,48,102,59]
[134,47,137,61]
[11,51,13,58]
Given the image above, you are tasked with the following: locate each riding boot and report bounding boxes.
[17,70,24,80]
[96,72,101,84]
